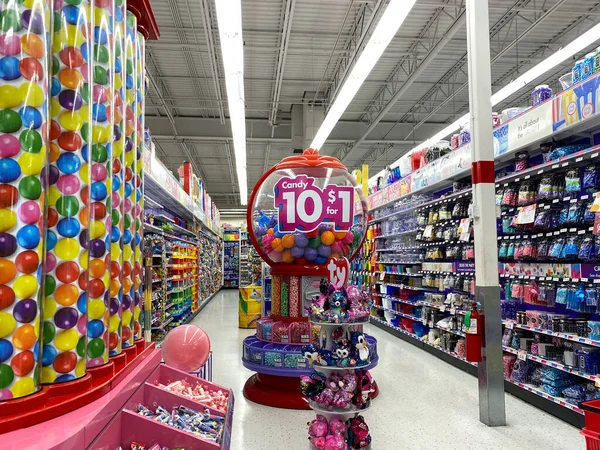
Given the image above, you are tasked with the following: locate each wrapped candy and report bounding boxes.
[156,379,229,412]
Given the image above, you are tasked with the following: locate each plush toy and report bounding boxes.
[313,387,336,409]
[308,414,328,439]
[324,434,346,450]
[331,326,345,344]
[300,370,326,397]
[332,340,351,367]
[355,369,373,409]
[329,418,346,436]
[302,344,320,365]
[347,416,371,449]
[350,332,370,364]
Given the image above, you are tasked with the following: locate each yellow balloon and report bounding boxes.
[41,367,57,384]
[88,299,106,320]
[75,359,86,377]
[60,24,85,47]
[48,186,60,207]
[103,272,110,288]
[13,275,37,299]
[123,245,132,261]
[133,306,141,320]
[113,139,124,158]
[94,7,109,26]
[134,247,141,259]
[43,297,57,320]
[59,111,83,131]
[33,316,39,338]
[110,243,121,261]
[125,151,134,166]
[0,312,16,339]
[18,153,44,176]
[91,125,109,144]
[10,377,35,398]
[122,309,132,326]
[20,82,44,107]
[114,74,122,90]
[51,97,61,118]
[79,250,89,270]
[79,104,90,121]
[0,85,21,108]
[126,91,134,104]
[0,209,16,232]
[89,220,106,239]
[109,314,120,333]
[55,238,80,260]
[79,163,90,185]
[55,329,78,351]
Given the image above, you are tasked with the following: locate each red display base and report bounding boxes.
[0,342,156,434]
[243,373,311,410]
[371,380,379,399]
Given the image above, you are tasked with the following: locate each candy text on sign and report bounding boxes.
[274,175,354,232]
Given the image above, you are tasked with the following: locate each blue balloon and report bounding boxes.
[62,5,80,25]
[111,226,121,243]
[55,374,76,383]
[17,224,40,249]
[0,339,12,363]
[81,144,89,163]
[19,106,43,129]
[125,74,134,89]
[0,56,20,80]
[77,292,87,314]
[135,233,141,245]
[46,230,57,251]
[114,56,122,74]
[124,182,132,197]
[80,43,89,63]
[57,217,81,238]
[87,320,104,338]
[114,6,123,22]
[93,27,108,44]
[0,158,21,182]
[56,152,81,174]
[92,103,107,122]
[51,77,61,96]
[315,256,327,265]
[90,181,107,200]
[41,345,57,366]
[112,174,121,191]
[123,229,132,245]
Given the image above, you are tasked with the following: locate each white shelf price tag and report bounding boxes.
[506,321,514,330]
[450,307,456,315]
[517,350,527,361]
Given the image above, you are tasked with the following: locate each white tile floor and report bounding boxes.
[191,289,585,450]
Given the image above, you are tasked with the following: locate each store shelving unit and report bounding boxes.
[239,230,251,286]
[360,71,600,428]
[223,228,241,288]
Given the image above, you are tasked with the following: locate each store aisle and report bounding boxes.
[191,289,583,450]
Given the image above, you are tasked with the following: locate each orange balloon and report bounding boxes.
[321,231,335,246]
[334,231,347,240]
[109,279,120,297]
[89,258,106,279]
[49,143,60,163]
[266,228,274,235]
[12,325,36,350]
[58,68,83,89]
[0,259,17,284]
[281,234,295,249]
[21,34,44,58]
[79,206,89,228]
[271,238,283,252]
[54,283,78,306]
[134,278,141,290]
[123,277,132,293]
[282,250,294,263]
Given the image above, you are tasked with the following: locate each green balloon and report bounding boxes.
[52,56,60,76]
[42,322,56,346]
[20,129,42,154]
[124,214,131,229]
[45,275,56,296]
[126,60,133,75]
[93,66,107,85]
[19,176,42,200]
[53,12,61,32]
[80,83,91,103]
[91,144,107,163]
[93,44,109,64]
[81,122,90,143]
[308,237,321,248]
[87,338,105,358]
[0,109,22,133]
[0,364,14,389]
[64,0,82,5]
[33,363,39,385]
[56,195,80,217]
[111,209,119,227]
[1,10,22,32]
[76,336,86,358]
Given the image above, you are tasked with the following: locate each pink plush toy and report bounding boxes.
[324,434,346,450]
[308,414,328,439]
[313,387,335,409]
[329,418,346,436]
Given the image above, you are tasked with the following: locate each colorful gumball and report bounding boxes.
[281,233,295,249]
[271,238,284,253]
[321,230,335,246]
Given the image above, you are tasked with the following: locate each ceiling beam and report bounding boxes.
[270,0,295,125]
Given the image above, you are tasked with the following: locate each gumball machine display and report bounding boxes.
[242,148,378,411]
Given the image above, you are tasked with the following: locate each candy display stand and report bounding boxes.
[242,148,372,410]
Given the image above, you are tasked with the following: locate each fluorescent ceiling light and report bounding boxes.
[215,0,248,205]
[369,22,600,184]
[310,0,417,150]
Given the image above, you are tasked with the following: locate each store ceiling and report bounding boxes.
[146,0,600,209]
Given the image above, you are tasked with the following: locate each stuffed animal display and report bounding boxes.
[307,414,372,450]
[301,327,373,368]
[300,369,372,412]
[307,284,371,324]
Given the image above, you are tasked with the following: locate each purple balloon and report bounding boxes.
[54,307,78,329]
[295,233,308,248]
[79,228,89,249]
[13,299,37,323]
[109,298,119,315]
[58,90,83,111]
[49,165,60,185]
[125,137,133,152]
[0,233,17,257]
[22,10,44,34]
[113,124,122,141]
[305,247,318,261]
[290,245,304,258]
[89,238,105,257]
[317,244,331,257]
[122,294,131,310]
[134,292,141,306]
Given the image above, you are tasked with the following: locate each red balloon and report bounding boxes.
[124,167,132,182]
[78,271,88,290]
[162,325,211,372]
[0,285,15,310]
[47,208,58,227]
[112,158,121,174]
[19,57,44,81]
[59,47,84,68]
[91,202,106,220]
[133,262,141,276]
[88,278,105,299]
[121,326,131,342]
[133,321,140,335]
[11,350,34,376]
[122,261,132,277]
[113,91,122,107]
[81,186,89,206]
[56,261,80,284]
[109,331,118,350]
[307,229,319,238]
[53,351,77,374]
[49,120,61,140]
[0,184,18,207]
[15,251,39,274]
[58,131,82,151]
[109,261,120,279]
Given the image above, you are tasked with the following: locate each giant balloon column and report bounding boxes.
[243,148,375,411]
[0,0,152,402]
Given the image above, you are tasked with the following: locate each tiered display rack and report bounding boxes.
[223,228,241,287]
[364,70,600,428]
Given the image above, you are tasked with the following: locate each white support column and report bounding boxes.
[465,0,506,427]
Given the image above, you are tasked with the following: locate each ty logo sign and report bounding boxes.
[327,257,349,289]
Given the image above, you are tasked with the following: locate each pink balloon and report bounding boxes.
[162,324,211,372]
[0,389,13,401]
[91,163,107,181]
[92,85,107,103]
[112,192,120,207]
[57,174,80,195]
[0,135,20,157]
[45,253,56,273]
[124,198,132,213]
[81,63,90,82]
[86,357,105,368]
[18,201,41,224]
[77,314,87,335]
[0,34,21,56]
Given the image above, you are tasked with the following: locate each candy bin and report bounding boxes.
[241,148,377,411]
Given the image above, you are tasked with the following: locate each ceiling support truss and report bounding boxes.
[269,0,295,125]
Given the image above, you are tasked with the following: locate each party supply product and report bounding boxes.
[531,85,552,106]
[162,324,211,372]
[0,0,51,399]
